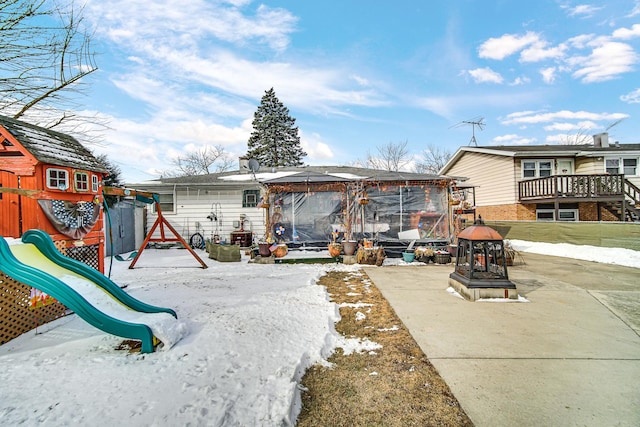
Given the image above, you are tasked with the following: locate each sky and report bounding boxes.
[74,0,640,182]
[1,239,638,425]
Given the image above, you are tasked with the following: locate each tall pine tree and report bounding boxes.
[246,88,306,167]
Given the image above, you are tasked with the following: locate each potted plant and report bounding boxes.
[341,195,358,256]
[434,249,451,264]
[272,225,288,258]
[501,240,518,266]
[328,229,342,258]
[415,246,434,263]
[257,233,273,257]
[402,249,415,263]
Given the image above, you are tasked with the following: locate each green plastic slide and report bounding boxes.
[0,229,178,353]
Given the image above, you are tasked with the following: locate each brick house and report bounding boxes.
[440,133,640,222]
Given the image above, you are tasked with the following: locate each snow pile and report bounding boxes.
[508,239,640,268]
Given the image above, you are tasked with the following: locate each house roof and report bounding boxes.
[0,115,107,173]
[130,165,448,188]
[440,143,640,175]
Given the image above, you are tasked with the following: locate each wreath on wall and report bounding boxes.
[38,199,101,240]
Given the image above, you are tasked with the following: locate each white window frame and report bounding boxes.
[152,190,176,214]
[46,168,69,191]
[522,159,554,179]
[604,156,638,176]
[536,208,579,222]
[91,175,99,193]
[74,172,89,192]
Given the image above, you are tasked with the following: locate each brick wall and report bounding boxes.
[476,204,535,221]
[579,202,620,221]
[478,202,620,222]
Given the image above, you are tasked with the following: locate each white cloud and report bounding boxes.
[543,121,598,131]
[414,97,457,119]
[509,76,530,86]
[300,131,335,162]
[540,67,557,83]
[501,110,628,126]
[627,1,640,17]
[620,88,640,103]
[351,74,371,86]
[88,0,298,52]
[545,133,574,144]
[564,4,604,18]
[491,134,537,145]
[572,41,638,82]
[612,24,640,40]
[520,42,567,62]
[467,67,504,84]
[567,34,596,49]
[478,32,541,60]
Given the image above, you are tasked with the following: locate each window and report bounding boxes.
[522,159,553,178]
[91,175,99,192]
[605,157,638,176]
[523,161,536,178]
[243,189,260,208]
[74,172,89,191]
[539,161,552,177]
[46,168,69,190]
[623,158,637,176]
[536,203,579,221]
[605,159,619,174]
[153,191,175,214]
[536,210,555,221]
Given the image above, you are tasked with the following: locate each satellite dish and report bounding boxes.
[248,159,260,173]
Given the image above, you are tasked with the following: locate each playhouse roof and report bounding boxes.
[0,115,107,173]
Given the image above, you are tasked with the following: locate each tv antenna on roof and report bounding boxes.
[452,117,485,146]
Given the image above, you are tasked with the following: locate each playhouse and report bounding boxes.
[0,115,108,271]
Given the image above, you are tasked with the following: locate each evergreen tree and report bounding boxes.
[246,88,306,167]
[95,153,123,207]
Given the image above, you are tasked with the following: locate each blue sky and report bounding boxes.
[80,0,640,182]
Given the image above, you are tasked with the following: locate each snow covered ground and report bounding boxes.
[1,241,638,426]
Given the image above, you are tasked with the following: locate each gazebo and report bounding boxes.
[448,218,518,301]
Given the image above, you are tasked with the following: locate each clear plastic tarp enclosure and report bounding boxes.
[262,181,450,245]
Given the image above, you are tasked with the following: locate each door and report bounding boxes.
[104,201,136,256]
[557,159,574,175]
[557,160,575,195]
[0,171,20,237]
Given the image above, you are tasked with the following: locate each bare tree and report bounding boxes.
[561,119,626,145]
[172,145,234,176]
[414,144,453,175]
[0,0,103,141]
[560,126,592,145]
[365,140,413,171]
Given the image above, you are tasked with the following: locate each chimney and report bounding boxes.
[593,132,609,148]
[239,156,249,172]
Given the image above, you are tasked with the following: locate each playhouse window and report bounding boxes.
[46,168,69,190]
[91,175,99,192]
[75,172,89,191]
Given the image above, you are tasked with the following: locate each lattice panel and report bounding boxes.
[53,239,66,253]
[64,244,99,270]
[0,272,67,346]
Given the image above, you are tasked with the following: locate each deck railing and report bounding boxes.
[518,174,624,201]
